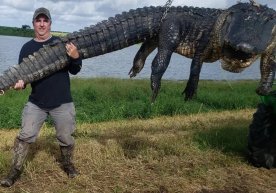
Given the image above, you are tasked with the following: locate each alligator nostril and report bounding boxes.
[236,43,255,53]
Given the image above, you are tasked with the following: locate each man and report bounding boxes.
[1,7,82,187]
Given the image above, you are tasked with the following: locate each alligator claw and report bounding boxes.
[184,92,196,101]
[183,81,197,101]
[151,92,158,104]
[256,86,271,96]
[128,68,137,78]
[183,89,197,101]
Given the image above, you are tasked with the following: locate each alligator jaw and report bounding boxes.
[221,55,258,73]
[221,43,258,73]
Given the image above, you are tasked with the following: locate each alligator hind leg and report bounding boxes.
[129,39,157,78]
[183,55,203,100]
[183,31,211,101]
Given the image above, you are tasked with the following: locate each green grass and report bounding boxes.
[0,78,260,129]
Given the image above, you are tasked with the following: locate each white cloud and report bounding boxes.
[0,0,274,32]
[2,0,34,10]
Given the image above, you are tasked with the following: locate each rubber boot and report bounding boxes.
[60,145,79,178]
[1,137,30,187]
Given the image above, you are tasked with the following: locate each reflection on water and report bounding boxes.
[0,35,260,80]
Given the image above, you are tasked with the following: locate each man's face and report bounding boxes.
[33,14,51,38]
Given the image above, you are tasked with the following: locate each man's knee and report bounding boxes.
[56,134,74,146]
[17,132,37,143]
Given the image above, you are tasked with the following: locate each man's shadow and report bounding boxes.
[192,118,249,156]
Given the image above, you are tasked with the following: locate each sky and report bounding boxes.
[0,0,275,33]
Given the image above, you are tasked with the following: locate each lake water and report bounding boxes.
[0,35,261,80]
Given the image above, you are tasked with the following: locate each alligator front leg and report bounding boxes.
[256,53,276,95]
[150,18,181,103]
[151,49,173,102]
[183,54,203,100]
[129,39,157,78]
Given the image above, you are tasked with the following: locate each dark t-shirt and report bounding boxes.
[19,36,82,108]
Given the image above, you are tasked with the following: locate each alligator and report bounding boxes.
[129,1,276,101]
[0,1,275,102]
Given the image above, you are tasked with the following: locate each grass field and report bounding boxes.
[0,78,275,192]
[0,110,275,193]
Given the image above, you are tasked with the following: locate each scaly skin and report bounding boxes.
[1,2,275,103]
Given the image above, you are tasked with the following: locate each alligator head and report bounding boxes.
[219,2,276,73]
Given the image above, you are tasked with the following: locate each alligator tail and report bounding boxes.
[0,40,68,93]
[0,6,165,93]
[62,6,164,59]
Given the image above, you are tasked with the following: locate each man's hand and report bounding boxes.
[66,42,80,59]
[14,80,25,90]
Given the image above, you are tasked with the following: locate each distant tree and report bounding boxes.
[22,25,31,29]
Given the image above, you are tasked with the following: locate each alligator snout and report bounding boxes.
[224,39,256,53]
[236,42,256,53]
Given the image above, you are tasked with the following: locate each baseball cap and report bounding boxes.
[32,7,51,21]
